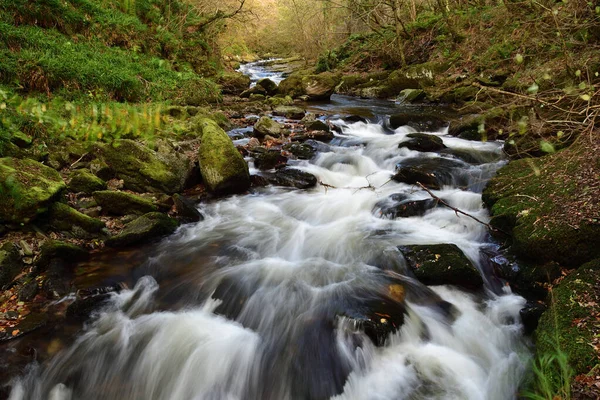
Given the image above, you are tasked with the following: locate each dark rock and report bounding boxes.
[375,197,441,219]
[0,242,22,288]
[392,158,467,190]
[106,212,179,247]
[272,106,305,120]
[89,158,114,181]
[93,190,157,216]
[520,301,547,335]
[47,202,105,235]
[304,120,330,132]
[66,294,111,319]
[256,78,278,96]
[398,133,446,152]
[283,143,316,160]
[250,174,270,187]
[18,280,38,301]
[253,116,284,138]
[399,244,484,289]
[240,85,267,98]
[0,313,48,342]
[389,113,447,131]
[439,148,501,164]
[0,157,66,224]
[197,119,251,195]
[68,169,107,194]
[292,130,335,142]
[37,240,89,270]
[42,275,69,299]
[173,194,203,223]
[251,147,288,170]
[397,89,426,103]
[344,115,368,124]
[268,168,318,189]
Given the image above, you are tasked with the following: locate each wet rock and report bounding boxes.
[37,240,89,270]
[283,143,316,160]
[172,193,203,223]
[392,158,467,190]
[520,301,547,335]
[278,72,341,100]
[217,72,251,95]
[18,279,39,301]
[0,242,22,288]
[66,294,112,320]
[197,118,251,195]
[0,157,66,224]
[344,115,369,123]
[389,113,447,131]
[251,147,288,170]
[439,148,501,164]
[304,120,330,132]
[397,88,426,103]
[106,212,179,247]
[268,168,318,189]
[0,313,48,342]
[272,106,305,120]
[42,273,69,299]
[399,244,484,289]
[398,133,446,152]
[375,197,440,219]
[256,78,278,96]
[68,169,107,194]
[93,190,157,216]
[253,116,284,138]
[47,202,106,236]
[292,130,335,142]
[95,139,192,194]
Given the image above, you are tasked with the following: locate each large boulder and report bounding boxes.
[256,78,278,96]
[272,106,305,120]
[278,72,341,100]
[93,190,157,216]
[0,157,66,224]
[106,212,179,247]
[399,244,483,289]
[267,168,318,189]
[398,133,446,152]
[217,72,251,95]
[253,116,284,138]
[392,158,468,190]
[95,140,192,194]
[374,194,441,219]
[197,118,251,194]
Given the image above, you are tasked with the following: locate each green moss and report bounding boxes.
[47,202,105,233]
[105,211,178,247]
[37,239,88,269]
[68,169,106,194]
[0,157,66,224]
[92,190,157,215]
[535,258,600,377]
[197,118,250,194]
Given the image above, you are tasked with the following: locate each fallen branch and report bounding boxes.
[416,182,511,236]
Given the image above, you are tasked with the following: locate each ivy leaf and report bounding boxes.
[540,140,556,153]
[581,94,591,101]
[527,83,539,94]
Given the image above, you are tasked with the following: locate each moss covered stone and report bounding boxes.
[0,242,22,288]
[197,118,250,194]
[93,190,157,216]
[106,212,179,247]
[253,117,284,138]
[266,96,294,107]
[217,72,251,95]
[68,169,107,194]
[399,244,483,289]
[37,240,89,269]
[47,202,105,234]
[0,157,66,224]
[278,72,341,100]
[272,106,305,120]
[96,139,192,194]
[483,150,600,268]
[535,258,600,375]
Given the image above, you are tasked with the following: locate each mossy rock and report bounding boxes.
[0,242,22,288]
[278,72,341,100]
[253,116,284,138]
[535,258,600,376]
[399,244,483,289]
[272,106,305,120]
[47,202,105,235]
[105,212,179,247]
[256,78,278,96]
[68,169,107,194]
[240,85,267,98]
[10,131,32,148]
[266,95,294,107]
[304,120,330,132]
[37,240,89,269]
[92,190,157,216]
[483,150,600,268]
[197,118,251,194]
[95,139,192,194]
[217,72,251,95]
[397,89,426,103]
[0,157,66,224]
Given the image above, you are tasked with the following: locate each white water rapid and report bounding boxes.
[9,116,531,400]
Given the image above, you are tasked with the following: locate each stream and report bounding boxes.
[7,61,531,400]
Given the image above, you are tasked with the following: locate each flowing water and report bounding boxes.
[238,58,287,86]
[7,65,531,400]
